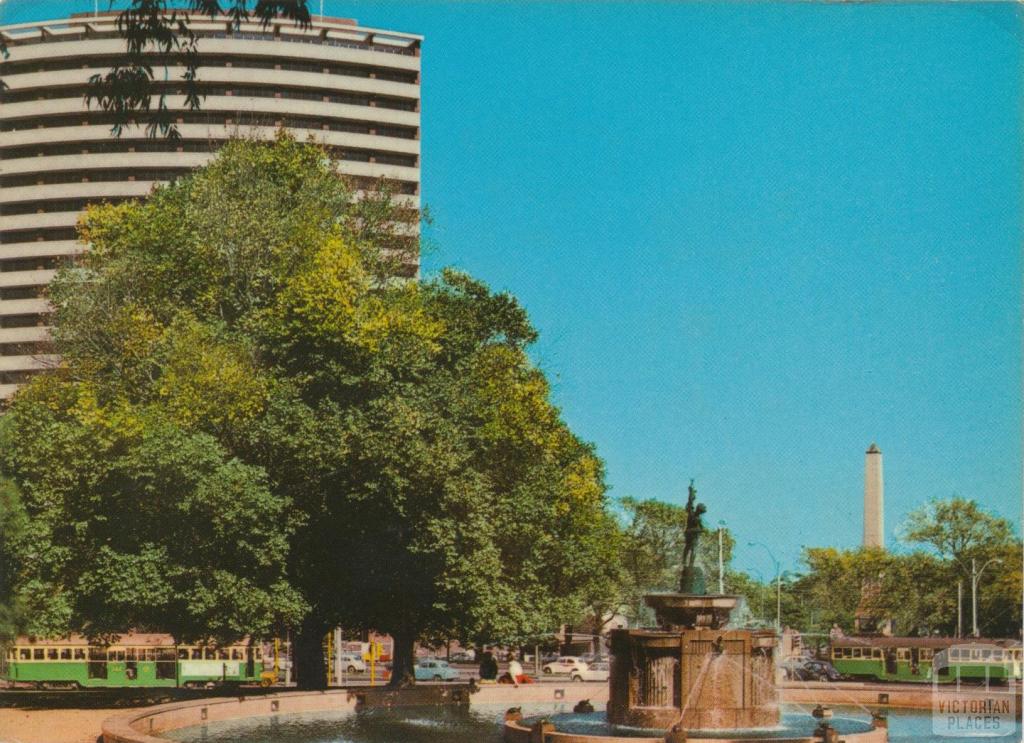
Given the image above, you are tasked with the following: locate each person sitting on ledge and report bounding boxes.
[498,653,533,686]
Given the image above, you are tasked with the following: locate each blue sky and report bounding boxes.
[4,2,1022,578]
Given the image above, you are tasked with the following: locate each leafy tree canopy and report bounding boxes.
[0,133,615,687]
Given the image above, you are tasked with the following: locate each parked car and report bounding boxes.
[782,658,842,682]
[542,656,586,675]
[449,651,476,664]
[798,660,843,682]
[339,653,366,673]
[414,659,459,682]
[570,661,609,682]
[540,652,560,665]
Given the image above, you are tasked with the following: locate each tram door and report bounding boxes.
[884,649,897,675]
[910,648,920,675]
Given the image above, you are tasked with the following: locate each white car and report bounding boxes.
[571,660,609,682]
[542,656,585,675]
[339,653,367,673]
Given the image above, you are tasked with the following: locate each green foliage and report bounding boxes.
[0,383,304,642]
[777,497,1021,638]
[1,134,613,687]
[902,496,1016,566]
[0,478,28,643]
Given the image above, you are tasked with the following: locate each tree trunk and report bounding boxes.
[294,616,328,690]
[387,627,417,688]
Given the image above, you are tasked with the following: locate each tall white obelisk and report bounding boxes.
[863,443,884,549]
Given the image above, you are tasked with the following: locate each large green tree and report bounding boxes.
[0,133,614,688]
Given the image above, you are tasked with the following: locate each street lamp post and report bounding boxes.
[717,520,727,594]
[971,558,1003,638]
[749,541,782,632]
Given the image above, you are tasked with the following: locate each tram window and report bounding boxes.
[897,649,908,661]
[231,649,243,660]
[126,648,137,661]
[179,649,189,660]
[111,650,126,662]
[205,648,216,660]
[156,659,176,680]
[851,648,862,658]
[191,649,202,660]
[217,649,229,660]
[950,648,960,660]
[991,651,1003,661]
[45,649,57,660]
[74,649,85,660]
[872,649,882,659]
[19,649,30,660]
[60,649,71,660]
[970,650,981,660]
[981,650,991,659]
[33,649,44,660]
[921,649,933,660]
[255,648,262,660]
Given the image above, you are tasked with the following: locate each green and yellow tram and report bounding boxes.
[830,637,1022,684]
[0,634,268,689]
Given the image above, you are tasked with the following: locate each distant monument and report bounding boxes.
[607,481,779,730]
[863,443,884,549]
[857,443,893,635]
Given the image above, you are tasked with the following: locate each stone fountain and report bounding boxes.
[607,481,778,731]
[504,481,888,743]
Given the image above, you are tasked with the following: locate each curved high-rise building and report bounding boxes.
[0,11,421,398]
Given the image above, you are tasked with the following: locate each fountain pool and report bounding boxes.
[163,703,988,743]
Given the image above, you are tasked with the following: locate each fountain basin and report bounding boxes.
[505,711,886,743]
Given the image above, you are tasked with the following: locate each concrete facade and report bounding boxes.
[0,12,421,398]
[863,443,884,549]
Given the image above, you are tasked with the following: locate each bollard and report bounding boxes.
[529,719,556,743]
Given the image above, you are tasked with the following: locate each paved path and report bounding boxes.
[0,706,114,743]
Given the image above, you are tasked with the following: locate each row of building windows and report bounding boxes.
[2,28,419,57]
[0,315,46,329]
[1,81,419,111]
[0,140,418,168]
[0,257,65,272]
[0,54,419,85]
[0,286,46,301]
[0,343,47,357]
[1,169,185,188]
[0,111,418,140]
[0,228,78,245]
[0,371,37,384]
[1,197,132,216]
[0,171,418,195]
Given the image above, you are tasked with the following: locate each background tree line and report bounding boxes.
[599,494,1020,641]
